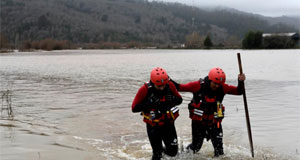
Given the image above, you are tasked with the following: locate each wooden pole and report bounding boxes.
[237,53,254,157]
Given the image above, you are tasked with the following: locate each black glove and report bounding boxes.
[166,94,175,103]
[148,94,160,106]
[165,94,177,108]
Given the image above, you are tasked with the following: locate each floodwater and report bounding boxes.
[0,49,299,160]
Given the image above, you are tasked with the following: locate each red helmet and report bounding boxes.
[150,67,169,86]
[208,67,226,84]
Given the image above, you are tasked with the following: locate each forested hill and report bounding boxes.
[1,0,299,47]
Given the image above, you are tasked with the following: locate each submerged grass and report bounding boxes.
[1,89,13,118]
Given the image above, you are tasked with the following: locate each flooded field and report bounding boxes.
[1,49,299,160]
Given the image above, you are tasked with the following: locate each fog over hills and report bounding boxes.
[158,0,300,17]
[1,0,299,46]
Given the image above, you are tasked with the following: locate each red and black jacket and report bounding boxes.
[173,76,242,125]
[132,81,182,126]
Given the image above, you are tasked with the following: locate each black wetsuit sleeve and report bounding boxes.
[170,79,180,90]
[132,101,151,112]
[173,95,182,106]
[168,81,182,106]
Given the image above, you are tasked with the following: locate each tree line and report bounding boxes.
[242,31,299,49]
[1,0,299,51]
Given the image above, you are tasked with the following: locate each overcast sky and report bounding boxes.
[152,0,300,17]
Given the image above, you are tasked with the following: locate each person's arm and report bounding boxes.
[170,79,201,93]
[223,84,241,95]
[178,80,201,93]
[132,85,148,113]
[168,81,182,106]
[170,79,180,90]
[223,74,245,95]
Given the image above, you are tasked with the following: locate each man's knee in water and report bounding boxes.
[214,149,224,157]
[164,145,178,157]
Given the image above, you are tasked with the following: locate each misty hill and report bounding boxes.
[262,16,300,29]
[208,6,300,29]
[1,0,299,47]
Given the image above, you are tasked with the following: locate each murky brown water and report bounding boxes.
[1,49,299,160]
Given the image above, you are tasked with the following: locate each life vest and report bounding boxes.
[142,82,179,126]
[189,78,225,126]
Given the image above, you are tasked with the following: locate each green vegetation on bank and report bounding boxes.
[242,31,300,49]
[204,35,213,49]
[242,31,263,49]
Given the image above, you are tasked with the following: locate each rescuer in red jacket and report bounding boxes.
[171,67,245,157]
[132,67,183,160]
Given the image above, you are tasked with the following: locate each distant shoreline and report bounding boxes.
[0,49,14,53]
[1,47,300,54]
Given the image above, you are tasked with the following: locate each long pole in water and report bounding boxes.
[237,53,254,157]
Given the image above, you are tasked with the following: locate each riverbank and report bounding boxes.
[1,46,299,54]
[0,49,14,53]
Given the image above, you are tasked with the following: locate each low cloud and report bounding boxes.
[152,0,300,17]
